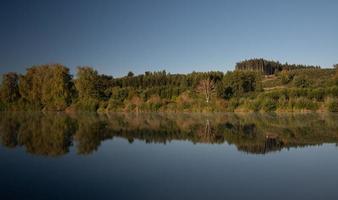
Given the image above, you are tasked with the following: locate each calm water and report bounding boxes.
[0,112,338,200]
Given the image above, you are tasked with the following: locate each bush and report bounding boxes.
[146,95,163,111]
[261,98,277,112]
[74,98,99,112]
[276,96,289,110]
[279,71,294,84]
[243,99,261,111]
[292,97,318,110]
[293,75,312,88]
[325,97,338,112]
[107,99,124,112]
[326,86,338,97]
[260,89,287,100]
[0,100,6,111]
[97,101,108,113]
[307,88,325,101]
[227,98,240,112]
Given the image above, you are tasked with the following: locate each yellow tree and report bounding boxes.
[0,72,20,103]
[19,64,73,110]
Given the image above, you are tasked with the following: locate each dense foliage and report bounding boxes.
[236,58,320,75]
[0,59,337,112]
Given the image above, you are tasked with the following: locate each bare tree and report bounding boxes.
[196,78,216,103]
[130,95,143,113]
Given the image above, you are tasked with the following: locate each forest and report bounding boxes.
[0,58,338,112]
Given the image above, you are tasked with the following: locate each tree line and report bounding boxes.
[0,58,337,112]
[235,58,321,75]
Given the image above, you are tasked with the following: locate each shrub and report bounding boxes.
[261,98,277,112]
[279,70,294,84]
[97,101,108,113]
[244,99,261,111]
[325,97,338,112]
[106,99,124,112]
[0,100,6,111]
[227,98,240,112]
[307,88,325,101]
[276,96,289,110]
[74,98,99,112]
[146,95,163,111]
[260,89,287,100]
[326,86,338,97]
[293,97,318,110]
[293,75,312,88]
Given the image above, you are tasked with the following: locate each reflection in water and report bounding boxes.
[0,112,337,156]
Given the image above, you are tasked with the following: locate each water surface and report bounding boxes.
[0,112,338,200]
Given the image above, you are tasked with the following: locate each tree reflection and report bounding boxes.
[0,112,337,156]
[0,112,76,156]
[73,114,110,155]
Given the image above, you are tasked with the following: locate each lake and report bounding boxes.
[0,112,338,200]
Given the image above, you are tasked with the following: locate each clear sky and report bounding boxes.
[0,0,337,77]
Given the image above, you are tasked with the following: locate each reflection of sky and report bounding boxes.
[0,139,338,200]
[1,0,338,77]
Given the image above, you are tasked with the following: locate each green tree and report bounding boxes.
[220,71,262,98]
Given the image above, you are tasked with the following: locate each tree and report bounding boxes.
[75,67,99,99]
[42,65,73,110]
[75,67,114,102]
[130,95,143,112]
[110,87,129,102]
[220,71,262,99]
[235,58,282,75]
[0,72,20,103]
[196,78,216,103]
[333,64,338,69]
[127,71,134,77]
[235,58,320,75]
[19,66,45,105]
[18,64,73,110]
[96,74,113,100]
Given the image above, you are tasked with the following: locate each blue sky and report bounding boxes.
[0,0,337,77]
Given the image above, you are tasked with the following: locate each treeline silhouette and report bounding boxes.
[0,112,337,156]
